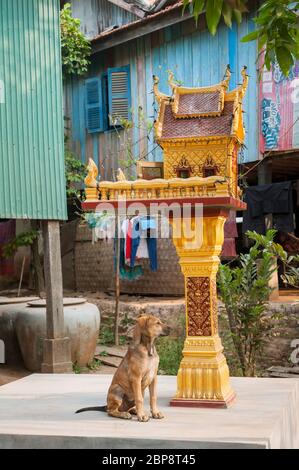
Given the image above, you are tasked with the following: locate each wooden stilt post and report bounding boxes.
[41,220,72,373]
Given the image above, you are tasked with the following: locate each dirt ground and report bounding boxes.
[0,365,31,386]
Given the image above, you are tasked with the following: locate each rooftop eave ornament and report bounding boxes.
[230,66,249,142]
[240,65,249,99]
[153,75,170,105]
[221,64,231,90]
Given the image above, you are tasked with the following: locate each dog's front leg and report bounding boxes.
[132,378,149,422]
[149,376,164,419]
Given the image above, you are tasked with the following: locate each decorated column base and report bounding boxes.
[170,213,236,408]
[170,335,236,408]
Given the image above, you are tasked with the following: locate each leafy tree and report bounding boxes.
[185,0,299,76]
[217,229,277,376]
[60,3,91,78]
[241,0,299,76]
[218,228,299,375]
[247,229,299,289]
[65,148,87,198]
[2,230,38,259]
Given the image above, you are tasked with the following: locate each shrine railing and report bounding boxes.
[85,176,233,202]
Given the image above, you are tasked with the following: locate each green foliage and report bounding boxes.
[120,312,135,330]
[2,230,38,259]
[282,265,299,288]
[98,350,109,357]
[156,313,185,375]
[156,336,184,375]
[60,3,91,78]
[87,358,102,371]
[186,1,299,77]
[241,1,299,76]
[99,324,115,345]
[72,362,83,374]
[184,0,247,33]
[73,358,102,373]
[246,229,299,289]
[65,148,87,198]
[217,229,277,376]
[99,317,126,346]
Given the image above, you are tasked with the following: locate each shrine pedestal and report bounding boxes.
[170,212,235,407]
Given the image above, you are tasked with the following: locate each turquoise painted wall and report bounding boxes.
[0,0,66,220]
[65,14,259,181]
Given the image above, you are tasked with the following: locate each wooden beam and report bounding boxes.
[41,220,72,373]
[92,7,193,54]
[43,221,65,338]
[107,0,146,19]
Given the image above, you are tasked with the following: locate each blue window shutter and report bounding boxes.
[101,73,109,131]
[108,65,131,126]
[85,77,103,133]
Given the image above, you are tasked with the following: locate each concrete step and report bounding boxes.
[95,345,127,358]
[92,365,116,375]
[98,356,122,368]
[268,366,299,375]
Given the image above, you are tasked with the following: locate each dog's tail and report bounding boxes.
[75,405,107,414]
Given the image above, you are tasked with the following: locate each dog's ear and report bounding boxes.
[132,316,147,348]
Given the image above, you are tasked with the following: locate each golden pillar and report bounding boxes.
[170,210,235,408]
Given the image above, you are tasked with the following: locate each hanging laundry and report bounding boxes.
[117,235,143,281]
[125,219,132,265]
[92,213,115,241]
[130,216,157,272]
[115,219,143,281]
[243,181,294,234]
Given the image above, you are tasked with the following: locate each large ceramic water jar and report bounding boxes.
[15,298,100,372]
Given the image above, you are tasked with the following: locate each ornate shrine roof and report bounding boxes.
[154,66,249,143]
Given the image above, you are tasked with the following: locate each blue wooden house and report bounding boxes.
[64,0,260,181]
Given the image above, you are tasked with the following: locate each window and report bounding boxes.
[85,77,103,133]
[202,156,219,178]
[85,65,131,134]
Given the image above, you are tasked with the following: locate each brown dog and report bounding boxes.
[76,315,170,422]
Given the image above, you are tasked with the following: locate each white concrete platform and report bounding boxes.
[0,374,298,449]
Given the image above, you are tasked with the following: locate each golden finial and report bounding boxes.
[167,70,177,95]
[116,168,127,182]
[153,75,170,104]
[222,64,231,89]
[240,66,249,97]
[85,158,98,188]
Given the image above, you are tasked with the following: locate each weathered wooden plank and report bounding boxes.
[268,372,299,378]
[42,221,64,339]
[92,7,193,54]
[268,366,299,374]
[107,0,145,19]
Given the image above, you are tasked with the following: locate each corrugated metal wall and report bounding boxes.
[0,0,67,220]
[71,0,138,39]
[65,13,259,181]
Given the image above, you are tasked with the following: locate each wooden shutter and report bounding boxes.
[85,77,103,133]
[108,65,131,126]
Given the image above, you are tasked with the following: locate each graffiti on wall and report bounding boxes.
[260,59,299,153]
